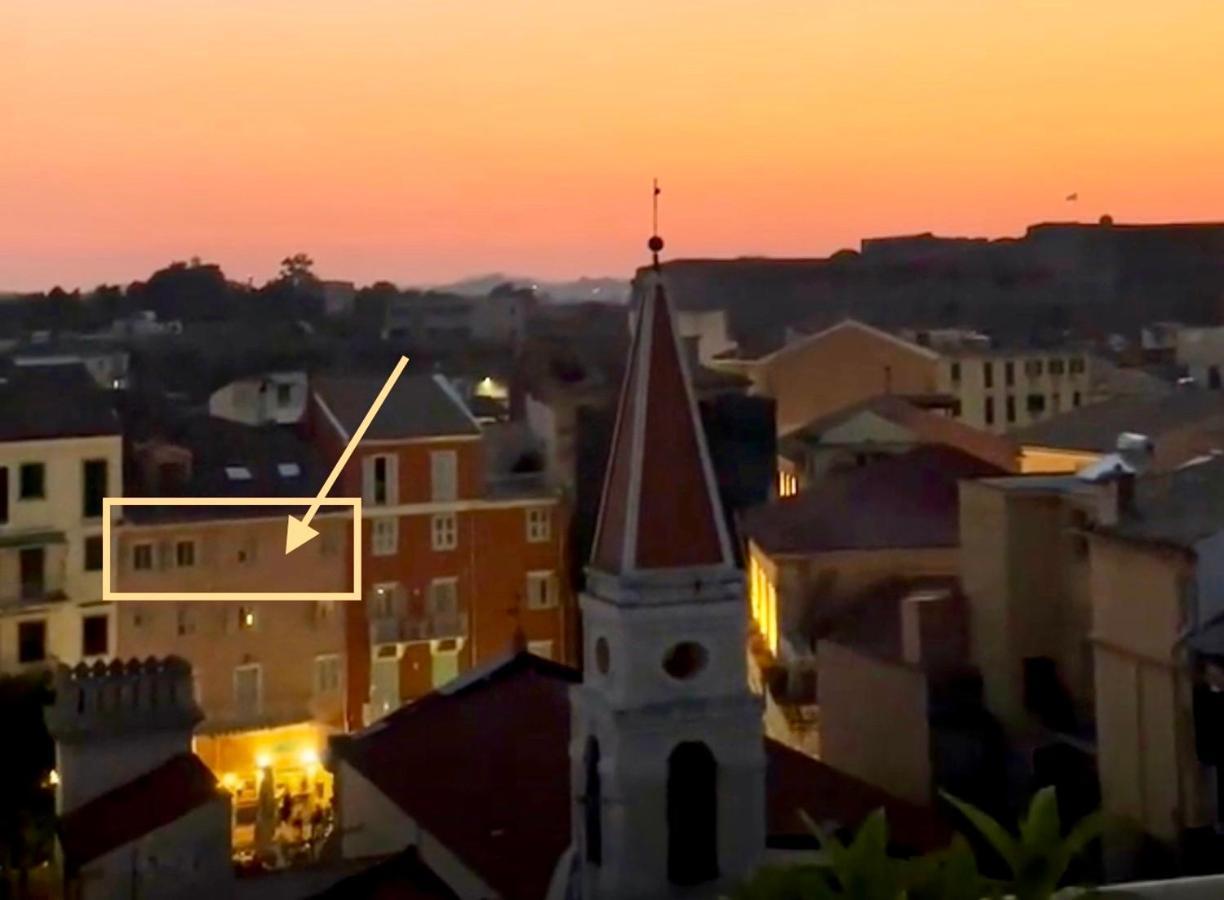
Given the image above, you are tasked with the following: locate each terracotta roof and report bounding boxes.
[58,753,220,868]
[331,652,949,900]
[590,272,733,573]
[744,445,1007,556]
[781,395,1019,473]
[313,372,481,442]
[1014,390,1224,453]
[310,849,459,899]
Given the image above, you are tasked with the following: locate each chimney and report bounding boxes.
[45,657,202,814]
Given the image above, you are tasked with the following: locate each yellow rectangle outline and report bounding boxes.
[101,497,363,601]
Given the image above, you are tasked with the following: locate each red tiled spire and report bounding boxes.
[590,254,733,576]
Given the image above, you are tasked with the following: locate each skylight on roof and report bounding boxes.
[277,463,301,478]
[225,466,253,481]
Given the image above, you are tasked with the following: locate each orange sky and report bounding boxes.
[3,0,1224,291]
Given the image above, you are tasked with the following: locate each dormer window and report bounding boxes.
[277,463,301,478]
[225,466,252,481]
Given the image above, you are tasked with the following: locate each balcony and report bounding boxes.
[370,611,469,646]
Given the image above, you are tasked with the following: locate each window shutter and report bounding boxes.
[157,541,173,571]
[386,454,399,505]
[362,457,375,504]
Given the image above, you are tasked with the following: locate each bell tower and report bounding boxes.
[569,226,765,899]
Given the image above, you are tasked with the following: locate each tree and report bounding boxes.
[0,673,55,900]
[279,253,317,287]
[942,788,1105,900]
[734,788,1105,900]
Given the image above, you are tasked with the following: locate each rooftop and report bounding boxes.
[0,361,120,442]
[330,652,948,900]
[744,445,1007,556]
[780,394,1019,472]
[58,752,219,868]
[313,372,481,442]
[1101,456,1224,550]
[1014,390,1224,453]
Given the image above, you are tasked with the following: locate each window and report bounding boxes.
[19,463,44,500]
[1025,359,1044,377]
[526,571,557,610]
[364,454,397,506]
[277,462,301,478]
[1052,393,1062,413]
[1004,361,1015,387]
[276,383,293,408]
[1070,357,1086,374]
[314,655,342,695]
[234,664,262,717]
[1027,393,1047,414]
[224,466,252,481]
[982,361,993,389]
[951,400,962,418]
[17,620,46,664]
[950,362,961,383]
[175,540,196,567]
[1005,396,1016,423]
[430,450,458,502]
[20,547,45,600]
[428,579,458,617]
[984,397,995,426]
[528,640,555,660]
[668,742,719,885]
[82,614,108,657]
[237,607,258,631]
[1049,358,1065,375]
[82,459,107,518]
[371,583,400,618]
[133,543,154,571]
[431,513,457,551]
[1073,391,1082,407]
[176,605,196,636]
[84,536,103,572]
[372,518,398,556]
[526,508,551,543]
[0,467,8,524]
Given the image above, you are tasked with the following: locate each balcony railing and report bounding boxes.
[370,612,469,646]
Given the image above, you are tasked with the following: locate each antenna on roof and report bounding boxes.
[649,179,664,270]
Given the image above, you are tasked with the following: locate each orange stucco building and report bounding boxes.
[310,371,571,727]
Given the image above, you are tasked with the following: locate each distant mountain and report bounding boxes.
[425,273,630,304]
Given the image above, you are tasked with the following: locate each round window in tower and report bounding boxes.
[594,637,611,675]
[662,642,709,680]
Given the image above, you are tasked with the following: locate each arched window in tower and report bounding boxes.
[583,737,602,865]
[667,741,719,885]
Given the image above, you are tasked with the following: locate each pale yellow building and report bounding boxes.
[0,363,122,673]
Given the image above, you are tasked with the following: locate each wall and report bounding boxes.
[113,515,350,731]
[758,324,940,435]
[1090,534,1206,844]
[1020,446,1102,474]
[817,640,932,805]
[208,372,308,426]
[77,797,232,900]
[937,352,1093,434]
[0,434,122,672]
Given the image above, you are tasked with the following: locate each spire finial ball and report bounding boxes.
[648,235,664,254]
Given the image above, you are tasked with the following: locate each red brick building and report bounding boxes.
[310,371,571,727]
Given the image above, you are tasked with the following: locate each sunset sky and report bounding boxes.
[4,0,1224,291]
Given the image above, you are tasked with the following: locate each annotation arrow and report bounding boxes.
[285,355,409,554]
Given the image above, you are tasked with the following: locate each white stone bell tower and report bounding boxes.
[569,232,765,900]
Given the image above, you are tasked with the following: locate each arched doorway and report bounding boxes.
[583,737,602,865]
[667,742,718,885]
